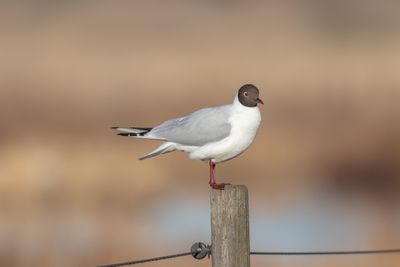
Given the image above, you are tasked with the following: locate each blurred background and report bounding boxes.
[1,1,400,267]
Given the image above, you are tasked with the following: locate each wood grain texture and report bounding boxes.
[210,185,250,267]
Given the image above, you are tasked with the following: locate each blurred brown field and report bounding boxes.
[0,1,400,267]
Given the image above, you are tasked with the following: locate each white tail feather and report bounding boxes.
[115,127,148,134]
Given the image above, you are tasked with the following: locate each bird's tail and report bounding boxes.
[111,127,152,137]
[138,142,175,160]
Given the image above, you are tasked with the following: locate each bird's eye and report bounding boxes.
[244,92,248,97]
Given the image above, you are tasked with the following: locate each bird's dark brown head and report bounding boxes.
[238,84,263,107]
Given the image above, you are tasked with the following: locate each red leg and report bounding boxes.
[209,160,230,190]
[209,161,215,185]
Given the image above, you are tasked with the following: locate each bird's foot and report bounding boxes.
[210,182,231,190]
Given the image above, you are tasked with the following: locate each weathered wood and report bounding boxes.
[210,185,250,267]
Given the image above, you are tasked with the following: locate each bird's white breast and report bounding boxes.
[188,97,261,163]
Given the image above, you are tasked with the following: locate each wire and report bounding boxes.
[98,245,400,267]
[98,242,210,267]
[97,251,192,267]
[250,248,400,256]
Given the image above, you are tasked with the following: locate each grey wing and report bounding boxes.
[147,105,232,146]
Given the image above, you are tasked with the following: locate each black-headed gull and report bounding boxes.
[112,84,263,189]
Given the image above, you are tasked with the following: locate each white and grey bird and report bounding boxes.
[112,84,263,189]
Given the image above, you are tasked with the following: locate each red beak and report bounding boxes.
[257,97,264,105]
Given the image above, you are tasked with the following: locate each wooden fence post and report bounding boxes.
[210,185,250,267]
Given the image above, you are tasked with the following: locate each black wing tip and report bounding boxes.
[131,127,153,131]
[117,133,134,136]
[111,126,119,129]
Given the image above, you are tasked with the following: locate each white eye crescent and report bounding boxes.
[244,92,248,97]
